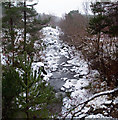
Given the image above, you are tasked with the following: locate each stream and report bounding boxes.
[40,27,93,100]
[34,26,98,117]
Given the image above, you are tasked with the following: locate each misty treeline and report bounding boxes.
[2,2,59,119]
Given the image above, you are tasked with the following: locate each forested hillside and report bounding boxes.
[1,1,118,119]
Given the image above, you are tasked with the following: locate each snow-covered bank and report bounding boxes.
[33,26,118,118]
[34,27,95,117]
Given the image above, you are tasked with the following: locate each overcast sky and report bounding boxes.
[28,0,92,17]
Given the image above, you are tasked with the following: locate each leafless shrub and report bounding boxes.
[59,10,88,47]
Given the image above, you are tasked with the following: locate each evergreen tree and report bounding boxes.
[2,2,23,66]
[88,2,118,86]
[2,66,22,119]
[88,2,110,55]
[20,1,50,57]
[15,53,56,118]
[2,54,56,119]
[2,2,50,66]
[2,1,56,119]
[89,2,118,36]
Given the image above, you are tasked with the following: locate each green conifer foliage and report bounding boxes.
[15,53,56,118]
[2,2,49,66]
[88,2,118,86]
[2,66,22,119]
[2,2,57,119]
[89,2,118,36]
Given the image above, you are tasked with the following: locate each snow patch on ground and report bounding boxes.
[34,26,115,118]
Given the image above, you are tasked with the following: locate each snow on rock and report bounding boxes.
[38,26,91,117]
[1,54,7,65]
[32,62,44,72]
[43,73,53,81]
[88,95,108,109]
[2,24,116,118]
[86,114,112,118]
[33,26,114,118]
[113,97,118,104]
[32,62,44,67]
[67,58,80,66]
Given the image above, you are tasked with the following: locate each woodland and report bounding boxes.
[1,1,118,119]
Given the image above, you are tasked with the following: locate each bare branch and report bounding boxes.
[63,87,118,118]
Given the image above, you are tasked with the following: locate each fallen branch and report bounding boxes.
[63,87,118,118]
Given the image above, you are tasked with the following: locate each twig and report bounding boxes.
[63,87,118,118]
